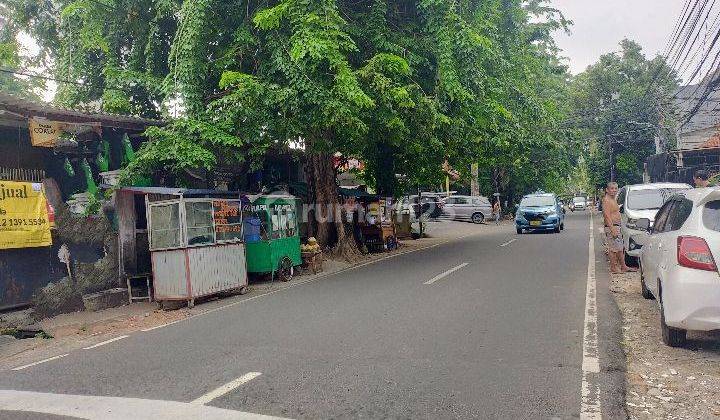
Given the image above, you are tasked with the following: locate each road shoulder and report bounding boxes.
[594,222,630,419]
[611,269,720,418]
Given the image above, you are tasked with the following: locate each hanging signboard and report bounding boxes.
[0,181,52,250]
[29,118,62,147]
[212,200,243,242]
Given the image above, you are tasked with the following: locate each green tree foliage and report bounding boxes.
[4,0,178,115]
[568,39,679,188]
[0,4,44,99]
[6,0,578,241]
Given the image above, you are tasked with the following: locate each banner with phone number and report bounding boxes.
[0,181,52,250]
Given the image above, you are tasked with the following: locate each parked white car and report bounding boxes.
[637,187,720,347]
[619,183,692,265]
[441,195,493,224]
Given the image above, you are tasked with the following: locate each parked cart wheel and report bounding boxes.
[278,257,294,282]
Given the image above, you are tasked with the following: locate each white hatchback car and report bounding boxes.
[637,188,720,347]
[618,183,692,264]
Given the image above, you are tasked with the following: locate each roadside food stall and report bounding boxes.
[359,197,397,252]
[147,194,250,307]
[243,194,302,281]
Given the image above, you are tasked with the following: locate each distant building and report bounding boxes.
[646,80,720,185]
[673,81,720,151]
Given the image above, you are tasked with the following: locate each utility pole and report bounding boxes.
[470,163,479,196]
[609,135,616,181]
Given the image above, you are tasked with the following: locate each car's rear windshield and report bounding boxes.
[627,188,686,210]
[520,196,556,207]
[572,197,585,203]
[703,200,720,232]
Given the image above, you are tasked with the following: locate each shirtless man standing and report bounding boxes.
[602,182,637,273]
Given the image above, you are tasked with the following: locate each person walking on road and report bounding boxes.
[602,182,637,274]
[492,198,501,225]
[694,169,710,188]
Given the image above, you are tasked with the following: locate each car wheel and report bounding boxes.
[471,212,484,224]
[560,223,564,231]
[639,265,653,300]
[660,305,687,347]
[554,225,561,233]
[625,252,638,268]
[516,227,523,234]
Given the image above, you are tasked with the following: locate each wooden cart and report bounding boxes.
[359,198,398,252]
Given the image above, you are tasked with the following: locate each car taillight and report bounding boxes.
[677,236,717,272]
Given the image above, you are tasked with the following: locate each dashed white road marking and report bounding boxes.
[0,389,289,420]
[142,322,182,332]
[83,335,129,350]
[191,372,263,405]
[140,236,462,332]
[423,263,469,285]
[499,238,517,247]
[581,213,602,419]
[11,354,69,371]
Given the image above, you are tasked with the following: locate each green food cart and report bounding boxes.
[243,194,302,281]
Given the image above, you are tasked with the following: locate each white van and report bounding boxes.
[441,195,493,224]
[618,182,691,264]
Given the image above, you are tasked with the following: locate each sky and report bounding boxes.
[550,0,687,75]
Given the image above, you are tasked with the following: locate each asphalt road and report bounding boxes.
[0,212,626,419]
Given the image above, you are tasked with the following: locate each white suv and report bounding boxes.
[637,188,720,347]
[618,183,691,265]
[571,196,586,211]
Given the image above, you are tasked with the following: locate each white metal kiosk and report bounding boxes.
[147,196,248,307]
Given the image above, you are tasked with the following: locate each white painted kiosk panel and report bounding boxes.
[187,243,247,297]
[151,249,188,300]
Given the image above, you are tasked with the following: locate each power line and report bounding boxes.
[0,67,140,96]
[572,127,657,144]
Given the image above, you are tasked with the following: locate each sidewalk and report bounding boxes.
[0,219,502,370]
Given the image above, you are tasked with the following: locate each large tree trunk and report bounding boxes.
[308,152,335,247]
[306,150,362,260]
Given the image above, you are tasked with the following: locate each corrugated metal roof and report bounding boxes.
[0,92,164,131]
[117,186,246,197]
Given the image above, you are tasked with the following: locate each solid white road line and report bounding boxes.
[580,213,602,419]
[0,389,289,420]
[191,372,263,405]
[83,335,129,350]
[423,263,469,285]
[11,354,69,371]
[499,238,516,247]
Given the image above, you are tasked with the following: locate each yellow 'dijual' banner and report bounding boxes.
[0,181,52,250]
